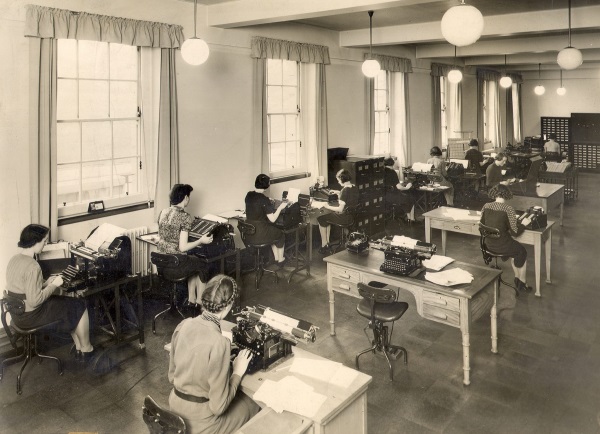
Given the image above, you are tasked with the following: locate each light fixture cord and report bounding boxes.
[539,63,541,80]
[368,10,374,58]
[193,0,198,38]
[560,69,563,87]
[567,0,572,46]
[454,45,457,68]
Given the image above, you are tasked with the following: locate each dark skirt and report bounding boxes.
[13,296,86,334]
[160,254,210,283]
[317,211,353,228]
[386,190,414,214]
[487,236,528,268]
[245,220,285,248]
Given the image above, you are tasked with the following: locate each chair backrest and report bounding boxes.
[150,252,180,269]
[358,282,397,321]
[0,294,23,350]
[142,395,187,434]
[478,223,501,264]
[237,220,256,246]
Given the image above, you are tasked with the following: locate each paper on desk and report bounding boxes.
[289,357,359,388]
[287,188,301,203]
[201,213,228,223]
[39,241,70,259]
[441,208,481,221]
[310,201,328,209]
[253,377,326,417]
[85,223,125,251]
[422,255,455,271]
[218,210,245,219]
[424,268,474,286]
[412,162,433,172]
[391,235,418,249]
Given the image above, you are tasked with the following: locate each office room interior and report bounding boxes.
[1,0,600,433]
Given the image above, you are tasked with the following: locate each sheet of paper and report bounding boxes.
[287,187,301,203]
[441,208,481,221]
[264,308,299,328]
[390,235,418,249]
[201,213,228,223]
[39,241,70,259]
[422,255,455,271]
[289,358,343,383]
[218,210,246,219]
[412,162,432,172]
[424,268,474,286]
[85,223,125,251]
[310,200,328,209]
[329,365,360,389]
[253,377,327,418]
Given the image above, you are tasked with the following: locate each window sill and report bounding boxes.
[58,201,154,226]
[269,172,311,184]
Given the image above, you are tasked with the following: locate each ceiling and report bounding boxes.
[193,0,600,73]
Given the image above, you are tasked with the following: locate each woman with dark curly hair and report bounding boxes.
[480,184,532,292]
[168,275,259,433]
[427,146,454,206]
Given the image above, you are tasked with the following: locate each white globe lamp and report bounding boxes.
[499,76,513,88]
[362,59,381,78]
[557,87,567,96]
[534,85,546,96]
[441,1,484,47]
[181,0,210,66]
[557,47,583,70]
[448,69,463,84]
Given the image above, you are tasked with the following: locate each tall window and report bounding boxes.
[266,59,302,176]
[56,39,144,216]
[373,70,390,155]
[439,76,448,149]
[482,80,500,147]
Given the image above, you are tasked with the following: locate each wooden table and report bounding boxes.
[506,183,564,226]
[324,250,501,386]
[423,207,554,297]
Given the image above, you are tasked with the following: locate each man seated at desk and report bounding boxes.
[486,153,515,188]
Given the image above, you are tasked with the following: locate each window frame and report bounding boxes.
[56,39,147,219]
[373,70,390,155]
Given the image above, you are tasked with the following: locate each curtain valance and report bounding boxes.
[477,68,502,81]
[251,36,330,64]
[431,62,463,77]
[363,54,412,73]
[25,4,184,48]
[506,73,524,84]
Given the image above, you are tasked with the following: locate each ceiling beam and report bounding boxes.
[207,0,440,29]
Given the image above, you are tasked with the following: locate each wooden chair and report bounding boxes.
[142,395,187,434]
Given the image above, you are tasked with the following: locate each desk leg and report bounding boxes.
[329,289,336,336]
[560,202,564,226]
[115,283,122,342]
[491,279,498,354]
[441,230,447,257]
[308,221,313,264]
[545,229,552,286]
[137,275,145,349]
[425,218,431,243]
[462,331,470,386]
[534,237,542,297]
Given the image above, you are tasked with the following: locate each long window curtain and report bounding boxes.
[513,83,523,144]
[251,36,330,178]
[431,63,463,149]
[506,88,514,145]
[477,69,502,147]
[154,49,180,218]
[25,5,183,228]
[367,54,412,155]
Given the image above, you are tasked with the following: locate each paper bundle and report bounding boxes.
[424,268,473,286]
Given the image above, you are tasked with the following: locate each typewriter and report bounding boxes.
[60,265,87,292]
[346,232,369,254]
[231,306,317,373]
[380,241,437,277]
[518,206,547,230]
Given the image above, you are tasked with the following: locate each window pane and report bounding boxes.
[113,157,138,196]
[270,142,285,172]
[267,86,282,113]
[57,123,80,164]
[282,87,297,113]
[285,115,297,141]
[82,122,112,161]
[270,115,285,142]
[376,112,388,132]
[375,69,386,86]
[375,90,387,111]
[57,79,78,120]
[113,121,139,158]
[110,81,138,118]
[285,141,298,169]
[57,39,77,78]
[110,44,137,80]
[57,163,80,204]
[79,80,109,119]
[282,60,297,86]
[267,59,282,85]
[78,40,109,79]
[82,161,111,201]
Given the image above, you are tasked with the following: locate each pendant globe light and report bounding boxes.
[499,55,513,88]
[557,0,583,70]
[534,63,546,96]
[362,11,381,78]
[181,0,210,66]
[447,46,463,84]
[557,69,567,95]
[441,0,484,47]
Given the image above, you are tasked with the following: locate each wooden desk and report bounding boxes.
[506,183,564,226]
[324,250,501,386]
[239,346,372,434]
[423,207,554,297]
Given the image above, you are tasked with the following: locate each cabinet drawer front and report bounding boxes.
[423,304,460,327]
[330,265,361,282]
[422,291,460,311]
[331,277,359,296]
[440,221,479,235]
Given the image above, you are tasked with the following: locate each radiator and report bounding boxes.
[123,226,149,276]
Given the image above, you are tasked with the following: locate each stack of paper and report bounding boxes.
[422,255,455,271]
[424,268,473,286]
[441,208,481,221]
[390,235,418,248]
[253,376,327,417]
[412,162,433,173]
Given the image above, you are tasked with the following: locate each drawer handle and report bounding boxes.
[432,312,447,320]
[453,225,461,230]
[337,274,350,279]
[338,284,350,291]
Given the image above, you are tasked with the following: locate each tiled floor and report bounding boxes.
[1,173,599,434]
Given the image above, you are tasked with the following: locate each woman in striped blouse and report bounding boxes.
[480,184,532,292]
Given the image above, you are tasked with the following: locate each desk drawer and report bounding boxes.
[422,291,460,311]
[423,304,460,327]
[330,265,361,283]
[331,277,359,296]
[440,221,480,235]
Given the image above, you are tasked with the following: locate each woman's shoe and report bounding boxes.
[318,245,330,255]
[514,278,532,292]
[79,348,96,363]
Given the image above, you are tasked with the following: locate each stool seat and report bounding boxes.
[357,299,408,323]
[150,252,190,334]
[237,221,278,290]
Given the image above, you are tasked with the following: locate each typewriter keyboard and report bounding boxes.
[380,259,419,276]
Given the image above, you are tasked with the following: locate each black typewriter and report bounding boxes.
[60,265,87,291]
[380,241,436,277]
[346,232,369,254]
